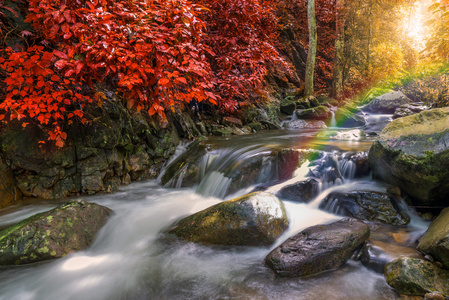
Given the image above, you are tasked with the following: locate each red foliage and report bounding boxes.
[0,46,91,147]
[25,0,217,120]
[197,0,284,112]
[0,0,287,146]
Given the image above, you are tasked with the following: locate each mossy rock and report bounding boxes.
[280,98,297,115]
[319,191,410,225]
[368,108,449,206]
[418,208,449,269]
[385,257,449,296]
[0,199,112,265]
[169,192,288,246]
[295,106,331,120]
[248,122,262,132]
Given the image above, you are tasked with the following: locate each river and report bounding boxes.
[0,128,429,299]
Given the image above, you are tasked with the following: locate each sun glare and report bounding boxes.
[404,2,426,50]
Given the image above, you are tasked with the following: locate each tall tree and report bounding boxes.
[331,0,345,99]
[305,0,317,97]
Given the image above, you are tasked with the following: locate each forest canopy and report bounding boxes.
[0,0,447,146]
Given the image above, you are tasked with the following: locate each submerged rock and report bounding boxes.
[169,192,288,246]
[417,208,449,268]
[362,91,413,114]
[385,257,449,297]
[319,191,410,225]
[359,239,422,273]
[276,178,320,203]
[265,218,369,277]
[368,108,449,206]
[0,199,112,265]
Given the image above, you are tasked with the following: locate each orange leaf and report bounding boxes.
[158,78,170,86]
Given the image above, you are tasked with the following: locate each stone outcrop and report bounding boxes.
[368,108,449,206]
[0,199,112,265]
[0,99,197,201]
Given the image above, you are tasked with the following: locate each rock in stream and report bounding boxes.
[265,218,369,277]
[0,199,112,265]
[169,191,288,246]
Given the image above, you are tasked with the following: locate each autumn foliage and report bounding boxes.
[0,0,282,146]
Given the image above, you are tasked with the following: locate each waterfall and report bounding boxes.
[330,111,337,127]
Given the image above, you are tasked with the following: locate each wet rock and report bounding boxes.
[334,108,365,127]
[362,91,413,114]
[160,140,207,187]
[393,103,428,119]
[368,108,449,206]
[0,199,112,265]
[276,178,320,203]
[319,191,410,225]
[417,207,449,269]
[273,149,301,181]
[350,152,371,178]
[169,192,288,246]
[385,257,449,297]
[265,218,369,277]
[295,106,331,120]
[359,240,422,273]
[280,98,296,115]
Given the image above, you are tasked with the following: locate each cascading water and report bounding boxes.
[330,111,337,127]
[0,130,428,300]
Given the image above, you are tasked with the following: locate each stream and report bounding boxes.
[0,126,430,300]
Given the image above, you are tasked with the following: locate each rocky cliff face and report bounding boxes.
[0,98,204,205]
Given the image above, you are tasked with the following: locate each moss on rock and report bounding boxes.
[169,192,288,246]
[0,199,112,265]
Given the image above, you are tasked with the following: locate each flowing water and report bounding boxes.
[0,129,429,300]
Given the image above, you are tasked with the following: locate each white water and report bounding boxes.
[0,180,398,300]
[0,132,424,300]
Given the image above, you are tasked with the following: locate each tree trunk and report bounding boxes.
[331,0,345,100]
[304,0,317,98]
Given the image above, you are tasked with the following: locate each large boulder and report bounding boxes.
[295,106,331,120]
[362,91,413,114]
[417,208,449,268]
[169,192,288,246]
[368,108,449,206]
[385,257,449,296]
[319,191,410,225]
[0,199,112,265]
[265,218,369,277]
